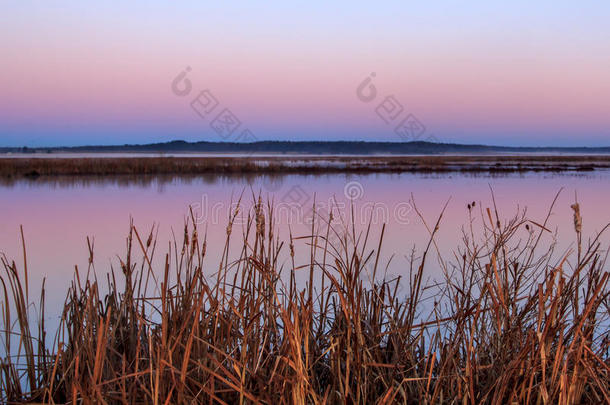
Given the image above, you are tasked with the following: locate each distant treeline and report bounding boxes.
[2,140,610,155]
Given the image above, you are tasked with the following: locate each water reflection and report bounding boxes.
[0,171,609,328]
[0,169,606,188]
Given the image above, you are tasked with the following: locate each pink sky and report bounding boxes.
[1,2,609,147]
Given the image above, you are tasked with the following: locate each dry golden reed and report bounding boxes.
[1,193,609,404]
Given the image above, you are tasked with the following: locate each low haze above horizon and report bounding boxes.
[1,1,609,148]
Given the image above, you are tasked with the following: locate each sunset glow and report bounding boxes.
[2,1,609,146]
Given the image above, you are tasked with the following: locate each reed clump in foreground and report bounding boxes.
[1,195,609,404]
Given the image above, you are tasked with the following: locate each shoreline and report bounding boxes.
[1,155,609,178]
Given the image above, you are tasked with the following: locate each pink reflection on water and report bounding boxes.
[1,172,609,312]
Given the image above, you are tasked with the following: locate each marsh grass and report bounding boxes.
[1,193,609,404]
[0,155,609,180]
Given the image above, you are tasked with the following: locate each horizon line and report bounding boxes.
[2,139,610,150]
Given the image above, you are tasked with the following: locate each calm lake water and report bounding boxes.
[1,170,609,325]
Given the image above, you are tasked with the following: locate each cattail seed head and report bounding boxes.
[571,203,582,234]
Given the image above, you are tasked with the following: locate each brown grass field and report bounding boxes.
[1,195,609,404]
[0,155,609,179]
